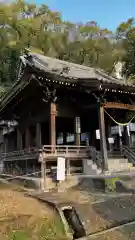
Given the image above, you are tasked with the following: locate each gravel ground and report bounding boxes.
[0,185,65,239]
[2,181,135,239]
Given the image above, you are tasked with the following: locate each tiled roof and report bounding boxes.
[27,53,133,87]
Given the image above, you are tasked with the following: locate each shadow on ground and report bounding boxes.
[90,193,135,239]
[70,176,135,194]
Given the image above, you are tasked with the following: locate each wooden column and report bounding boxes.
[25,127,30,148]
[41,161,46,191]
[36,122,42,148]
[66,158,70,176]
[74,117,81,146]
[99,105,108,170]
[50,102,56,146]
[17,128,23,149]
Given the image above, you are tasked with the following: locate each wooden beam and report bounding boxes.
[104,102,135,111]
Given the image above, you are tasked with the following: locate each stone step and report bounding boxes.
[108,158,129,164]
[83,159,102,175]
[108,151,122,155]
[83,168,99,175]
[108,163,130,168]
[128,166,135,171]
[96,168,102,174]
[108,155,125,159]
[108,163,133,171]
[108,163,132,168]
[91,163,98,170]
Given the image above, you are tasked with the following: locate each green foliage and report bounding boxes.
[7,216,65,240]
[116,18,135,79]
[0,0,135,96]
[105,178,119,192]
[8,230,30,240]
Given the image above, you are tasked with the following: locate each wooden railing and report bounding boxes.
[0,145,87,162]
[40,145,87,160]
[1,147,38,161]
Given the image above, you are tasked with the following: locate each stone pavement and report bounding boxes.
[28,189,135,236]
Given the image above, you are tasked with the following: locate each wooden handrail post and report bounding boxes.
[55,147,57,155]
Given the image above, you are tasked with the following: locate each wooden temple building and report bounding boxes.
[1,52,135,187]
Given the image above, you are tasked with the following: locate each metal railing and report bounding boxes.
[86,145,103,169]
[122,146,135,165]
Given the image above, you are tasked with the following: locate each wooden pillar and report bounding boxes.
[99,105,108,170]
[66,158,70,176]
[17,128,22,149]
[25,127,30,148]
[41,161,46,190]
[74,117,81,146]
[36,122,42,148]
[50,102,56,146]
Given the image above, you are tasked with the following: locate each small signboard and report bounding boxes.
[75,117,81,134]
[111,125,123,135]
[118,126,122,137]
[129,123,135,132]
[38,153,43,162]
[96,129,100,139]
[57,157,65,181]
[108,138,114,144]
[66,134,75,143]
[127,125,130,136]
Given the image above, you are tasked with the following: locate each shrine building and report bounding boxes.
[0,52,135,188]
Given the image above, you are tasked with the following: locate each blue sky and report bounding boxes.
[32,0,135,31]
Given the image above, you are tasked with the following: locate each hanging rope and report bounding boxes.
[104,109,135,126]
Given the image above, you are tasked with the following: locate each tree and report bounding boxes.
[0,0,128,96]
[116,18,135,79]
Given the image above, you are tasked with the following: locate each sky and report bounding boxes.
[31,0,135,31]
